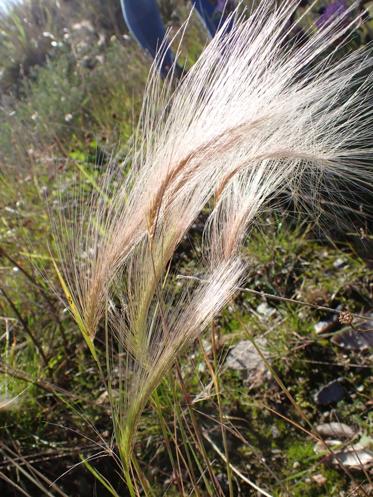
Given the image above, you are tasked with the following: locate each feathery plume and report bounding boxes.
[52,0,373,484]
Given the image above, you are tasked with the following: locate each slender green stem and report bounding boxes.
[210,326,234,497]
[175,362,226,497]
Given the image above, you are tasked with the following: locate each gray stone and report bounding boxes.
[332,312,373,351]
[316,422,356,439]
[333,450,373,470]
[225,338,270,386]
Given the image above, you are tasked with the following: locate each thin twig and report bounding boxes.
[203,432,274,497]
[0,247,69,352]
[0,287,49,366]
[176,274,371,322]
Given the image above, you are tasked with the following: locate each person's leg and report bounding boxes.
[120,0,175,75]
[120,0,236,77]
[193,0,236,37]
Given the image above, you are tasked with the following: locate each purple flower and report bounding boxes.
[316,0,348,29]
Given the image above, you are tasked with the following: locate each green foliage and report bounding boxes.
[0,1,372,496]
[0,0,125,94]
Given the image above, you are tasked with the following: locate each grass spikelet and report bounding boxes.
[52,0,373,488]
[114,258,244,466]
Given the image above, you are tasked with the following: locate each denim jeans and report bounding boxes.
[120,0,234,75]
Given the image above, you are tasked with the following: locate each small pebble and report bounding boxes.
[312,474,327,486]
[333,257,347,269]
[316,422,355,439]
